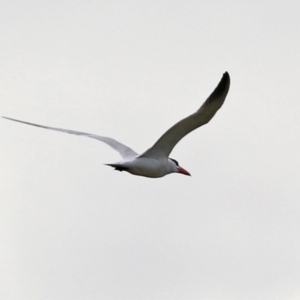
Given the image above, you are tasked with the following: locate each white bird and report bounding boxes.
[3,72,230,178]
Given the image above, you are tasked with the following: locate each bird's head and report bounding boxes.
[169,158,191,176]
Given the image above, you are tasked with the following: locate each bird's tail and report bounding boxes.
[104,164,129,172]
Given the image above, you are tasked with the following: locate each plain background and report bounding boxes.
[1,1,300,299]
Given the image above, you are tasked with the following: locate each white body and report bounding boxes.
[111,157,175,178]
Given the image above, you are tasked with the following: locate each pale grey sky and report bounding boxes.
[1,1,300,299]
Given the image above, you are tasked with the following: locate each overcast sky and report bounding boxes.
[1,1,300,299]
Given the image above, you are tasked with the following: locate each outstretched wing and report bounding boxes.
[140,72,230,158]
[2,117,138,160]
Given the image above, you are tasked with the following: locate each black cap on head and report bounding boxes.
[169,158,179,166]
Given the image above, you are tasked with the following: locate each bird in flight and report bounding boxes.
[3,72,230,178]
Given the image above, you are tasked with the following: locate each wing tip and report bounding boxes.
[223,71,230,83]
[202,71,230,108]
[214,71,230,97]
[2,116,18,122]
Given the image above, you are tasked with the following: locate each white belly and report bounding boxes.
[124,157,170,178]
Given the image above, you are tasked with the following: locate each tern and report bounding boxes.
[3,72,230,178]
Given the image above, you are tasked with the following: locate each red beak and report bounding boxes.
[178,166,191,176]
